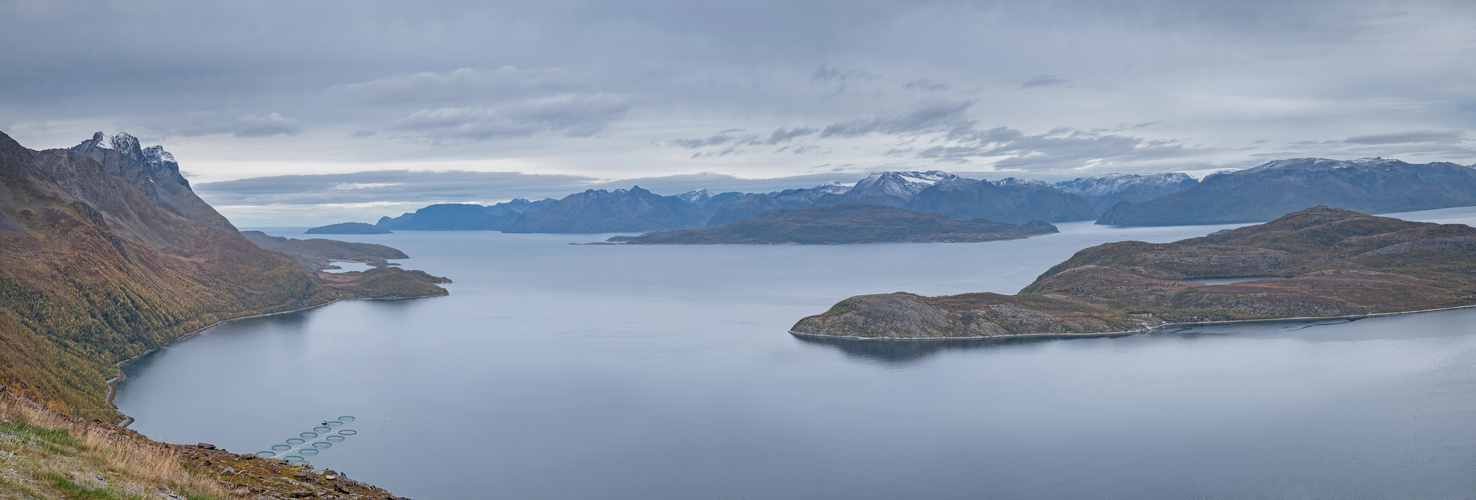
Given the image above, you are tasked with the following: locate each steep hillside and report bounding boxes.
[793,207,1476,339]
[1098,158,1476,225]
[0,131,444,420]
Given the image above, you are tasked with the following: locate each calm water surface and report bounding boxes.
[115,207,1476,499]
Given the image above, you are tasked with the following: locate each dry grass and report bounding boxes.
[0,391,233,500]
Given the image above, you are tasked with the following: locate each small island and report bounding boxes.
[598,203,1059,245]
[306,221,392,234]
[792,207,1476,339]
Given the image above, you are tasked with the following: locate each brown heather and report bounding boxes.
[793,207,1476,339]
[0,130,431,498]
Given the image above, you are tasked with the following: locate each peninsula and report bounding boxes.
[792,207,1476,339]
[600,203,1058,244]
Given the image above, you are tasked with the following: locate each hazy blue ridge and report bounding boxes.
[1097,158,1476,226]
[366,168,1213,233]
[305,222,391,234]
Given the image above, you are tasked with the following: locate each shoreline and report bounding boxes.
[789,302,1476,342]
[105,299,340,428]
[106,291,448,428]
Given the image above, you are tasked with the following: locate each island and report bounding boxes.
[306,221,393,234]
[597,203,1059,244]
[792,207,1476,339]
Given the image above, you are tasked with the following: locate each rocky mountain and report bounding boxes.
[1097,158,1476,226]
[501,186,740,233]
[376,198,551,230]
[792,207,1476,339]
[904,178,1098,223]
[1055,172,1199,212]
[0,131,445,419]
[601,204,1058,244]
[69,132,236,231]
[365,168,1198,232]
[705,171,958,225]
[843,170,961,205]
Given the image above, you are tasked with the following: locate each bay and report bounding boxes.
[115,206,1476,499]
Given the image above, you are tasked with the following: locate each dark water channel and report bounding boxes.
[115,207,1476,499]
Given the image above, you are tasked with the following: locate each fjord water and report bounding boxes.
[116,207,1476,499]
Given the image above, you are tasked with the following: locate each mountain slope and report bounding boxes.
[904,178,1098,223]
[504,186,715,233]
[1098,158,1476,225]
[793,207,1476,339]
[0,131,450,421]
[1055,172,1199,212]
[602,204,1058,244]
[376,198,551,230]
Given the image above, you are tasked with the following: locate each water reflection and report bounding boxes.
[792,332,1127,364]
[795,317,1373,364]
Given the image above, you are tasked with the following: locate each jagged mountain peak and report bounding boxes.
[813,180,854,194]
[678,188,713,203]
[992,177,1049,187]
[1248,157,1407,173]
[1054,172,1195,197]
[849,170,961,200]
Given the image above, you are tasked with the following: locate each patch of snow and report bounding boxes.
[677,189,713,203]
[89,132,112,149]
[993,177,1049,188]
[813,180,854,194]
[848,170,960,198]
[141,145,176,165]
[1054,172,1195,196]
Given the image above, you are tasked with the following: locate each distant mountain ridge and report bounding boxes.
[600,204,1058,244]
[1098,158,1476,226]
[366,169,1200,233]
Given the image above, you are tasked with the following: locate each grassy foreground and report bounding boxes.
[0,387,404,499]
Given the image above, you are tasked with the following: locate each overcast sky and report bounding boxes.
[4,0,1475,225]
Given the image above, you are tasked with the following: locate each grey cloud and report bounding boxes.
[195,169,866,209]
[810,65,878,84]
[1343,130,1465,145]
[181,113,302,138]
[903,79,950,92]
[916,126,1191,170]
[388,93,633,143]
[672,126,815,150]
[671,134,736,149]
[760,127,815,145]
[1020,74,1067,89]
[328,67,579,106]
[819,100,975,138]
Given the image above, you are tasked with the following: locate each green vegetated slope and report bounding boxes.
[0,131,339,419]
[603,203,1059,244]
[0,131,448,421]
[793,207,1476,339]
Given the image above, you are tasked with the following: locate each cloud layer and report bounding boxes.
[3,0,1475,224]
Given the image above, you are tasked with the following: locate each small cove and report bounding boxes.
[114,206,1476,499]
